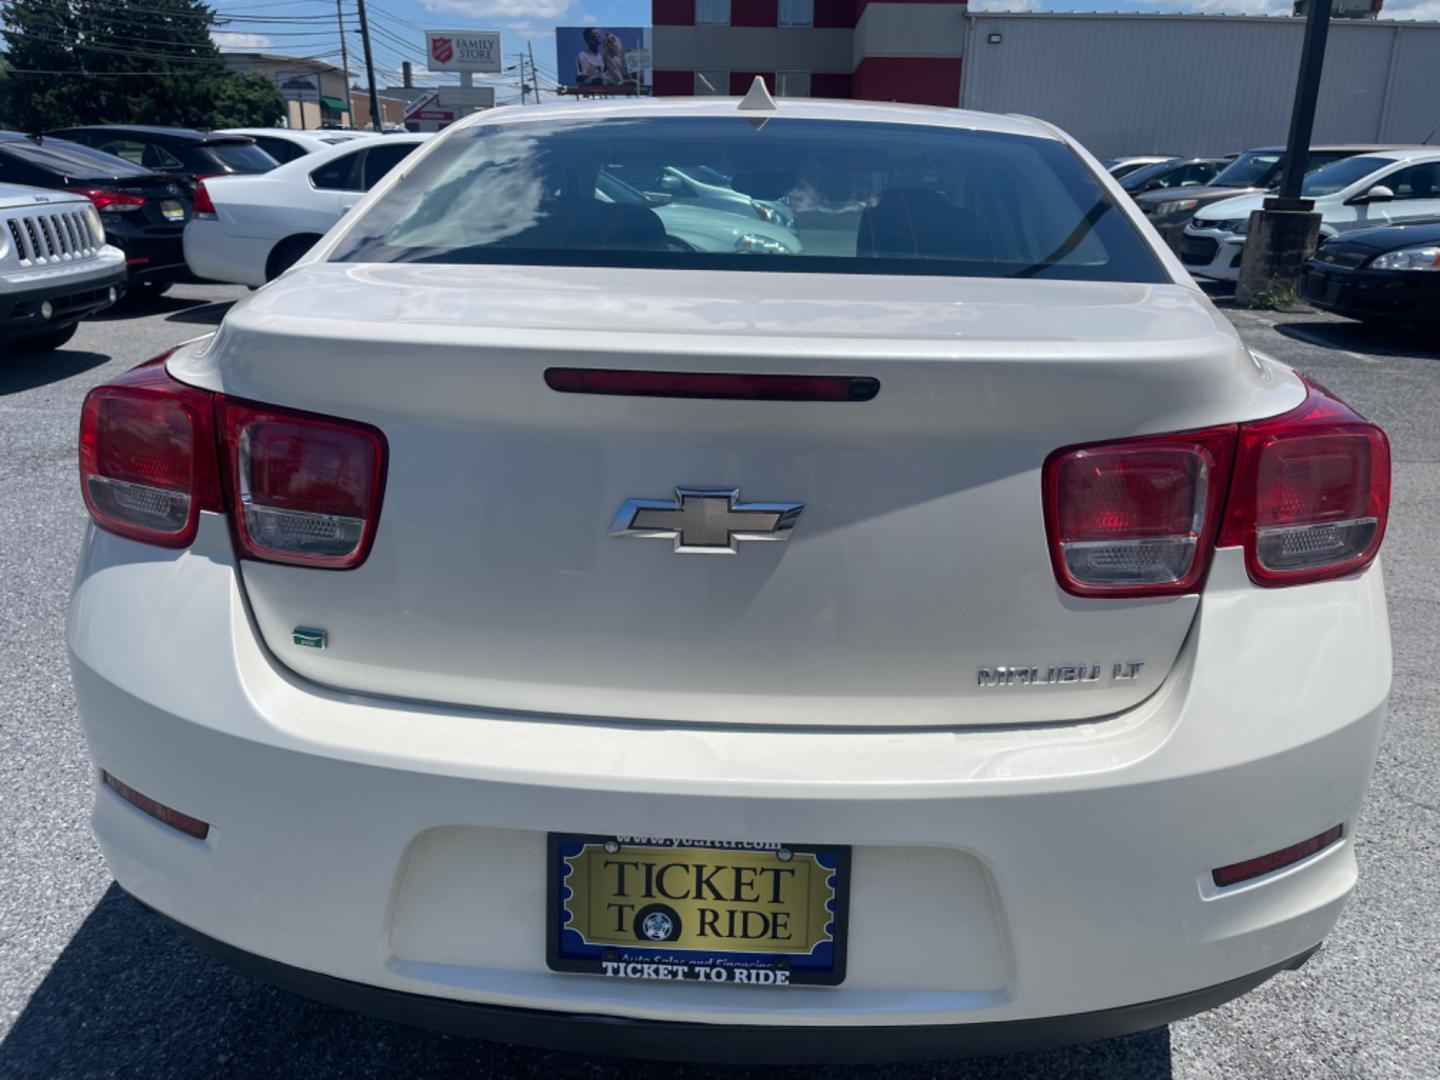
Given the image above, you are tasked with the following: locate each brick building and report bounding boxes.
[650,1,968,107]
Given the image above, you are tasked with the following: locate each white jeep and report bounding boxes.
[1,183,126,353]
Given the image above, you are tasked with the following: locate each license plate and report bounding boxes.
[548,834,849,986]
[161,199,185,221]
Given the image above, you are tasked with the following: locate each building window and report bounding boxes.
[694,69,728,95]
[779,0,813,27]
[696,0,731,25]
[776,71,810,97]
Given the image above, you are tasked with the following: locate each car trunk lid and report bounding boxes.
[172,263,1302,728]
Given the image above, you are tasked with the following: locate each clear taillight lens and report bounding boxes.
[219,400,386,569]
[1043,429,1235,597]
[1219,377,1389,586]
[78,356,221,547]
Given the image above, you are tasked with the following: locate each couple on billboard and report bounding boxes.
[575,27,638,87]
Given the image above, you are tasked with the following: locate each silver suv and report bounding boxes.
[2,183,125,353]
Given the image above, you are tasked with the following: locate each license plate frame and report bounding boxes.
[547,834,850,987]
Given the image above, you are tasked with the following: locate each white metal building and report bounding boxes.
[960,14,1440,159]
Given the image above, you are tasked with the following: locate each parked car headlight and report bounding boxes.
[1154,198,1199,216]
[1368,244,1440,271]
[1194,217,1249,236]
[735,234,789,254]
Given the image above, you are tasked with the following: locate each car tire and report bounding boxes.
[13,322,79,353]
[266,235,322,281]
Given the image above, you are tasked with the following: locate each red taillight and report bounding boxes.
[1212,825,1343,888]
[192,181,216,219]
[1045,377,1389,596]
[75,187,145,213]
[79,354,387,569]
[79,355,222,547]
[218,400,387,569]
[101,771,210,839]
[1218,378,1389,587]
[1043,428,1235,597]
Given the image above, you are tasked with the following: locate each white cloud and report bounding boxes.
[1380,0,1440,18]
[420,0,572,18]
[212,31,274,50]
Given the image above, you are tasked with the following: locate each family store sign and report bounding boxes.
[424,30,502,73]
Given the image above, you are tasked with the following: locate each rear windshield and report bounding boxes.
[331,117,1165,283]
[1,138,150,178]
[203,140,278,172]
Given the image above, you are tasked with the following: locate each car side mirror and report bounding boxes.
[659,174,685,195]
[1350,184,1394,205]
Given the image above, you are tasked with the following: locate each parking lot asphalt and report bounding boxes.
[1,285,1436,1079]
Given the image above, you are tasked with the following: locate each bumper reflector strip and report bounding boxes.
[1211,824,1343,888]
[101,770,210,840]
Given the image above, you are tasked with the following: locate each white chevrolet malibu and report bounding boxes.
[68,92,1391,1063]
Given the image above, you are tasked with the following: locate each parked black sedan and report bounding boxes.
[1300,221,1440,326]
[0,132,193,297]
[44,125,277,187]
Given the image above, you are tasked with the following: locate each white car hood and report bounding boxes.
[1195,193,1266,223]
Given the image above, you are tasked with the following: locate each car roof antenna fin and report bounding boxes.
[737,75,777,131]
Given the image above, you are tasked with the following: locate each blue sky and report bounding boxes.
[212,0,1440,104]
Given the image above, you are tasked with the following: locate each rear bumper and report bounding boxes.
[183,219,270,287]
[103,226,188,285]
[158,903,1317,1063]
[68,515,1390,1046]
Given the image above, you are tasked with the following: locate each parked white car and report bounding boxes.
[216,127,369,165]
[183,134,426,286]
[1181,148,1440,281]
[1,183,125,352]
[70,95,1391,1063]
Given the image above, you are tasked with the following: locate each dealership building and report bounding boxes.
[649,2,1440,158]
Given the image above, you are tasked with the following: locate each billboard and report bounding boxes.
[425,29,502,73]
[556,26,651,89]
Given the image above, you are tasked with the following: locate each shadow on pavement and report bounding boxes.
[1276,320,1440,361]
[0,885,1173,1080]
[0,349,109,396]
[90,294,211,322]
[165,301,235,327]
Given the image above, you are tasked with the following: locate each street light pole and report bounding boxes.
[355,0,384,133]
[1235,0,1335,307]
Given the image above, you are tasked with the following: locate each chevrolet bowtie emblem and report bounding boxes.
[610,487,804,554]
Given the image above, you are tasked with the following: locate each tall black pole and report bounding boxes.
[1275,0,1335,205]
[336,0,352,126]
[355,0,383,132]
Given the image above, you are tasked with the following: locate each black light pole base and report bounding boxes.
[1235,199,1322,309]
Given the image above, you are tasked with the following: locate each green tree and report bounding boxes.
[0,0,284,130]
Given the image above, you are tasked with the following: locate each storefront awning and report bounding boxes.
[320,96,349,112]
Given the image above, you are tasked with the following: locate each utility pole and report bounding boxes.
[528,40,541,102]
[1236,0,1335,306]
[516,52,529,104]
[355,0,384,132]
[336,0,352,127]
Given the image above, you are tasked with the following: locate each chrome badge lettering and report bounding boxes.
[978,662,1145,687]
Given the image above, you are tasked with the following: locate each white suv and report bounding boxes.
[67,96,1391,1063]
[2,183,125,352]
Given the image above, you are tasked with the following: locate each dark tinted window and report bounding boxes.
[1212,152,1282,187]
[1386,162,1440,199]
[1301,156,1393,196]
[332,117,1165,283]
[310,149,365,190]
[253,136,306,164]
[361,142,417,189]
[202,140,278,172]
